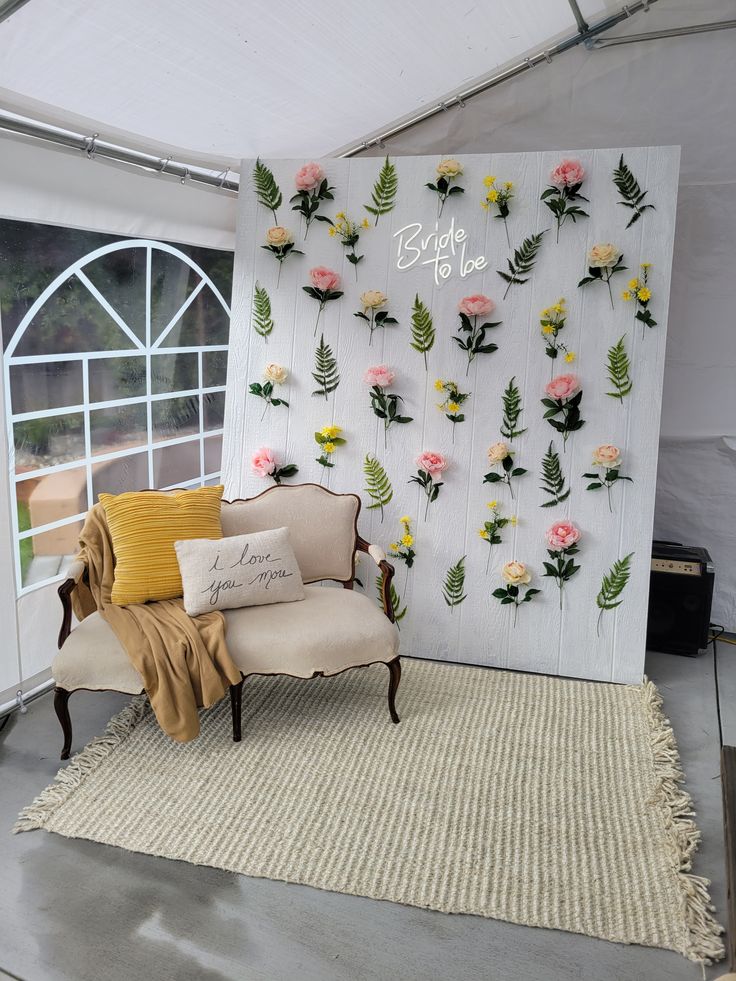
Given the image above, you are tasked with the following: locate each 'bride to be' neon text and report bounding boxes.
[392,217,487,286]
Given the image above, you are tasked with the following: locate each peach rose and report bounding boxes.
[588,243,620,269]
[487,441,511,465]
[295,162,325,191]
[251,447,277,478]
[265,226,293,247]
[437,158,463,178]
[545,373,580,401]
[458,294,495,318]
[363,365,395,388]
[360,290,388,310]
[417,451,448,479]
[502,561,531,586]
[264,363,288,385]
[550,158,585,188]
[546,520,581,551]
[309,266,341,292]
[592,444,621,468]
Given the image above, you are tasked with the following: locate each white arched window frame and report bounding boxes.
[4,238,231,597]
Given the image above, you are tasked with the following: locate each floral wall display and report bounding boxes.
[223,147,680,685]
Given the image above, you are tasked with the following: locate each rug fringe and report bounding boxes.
[13,697,148,834]
[638,678,725,966]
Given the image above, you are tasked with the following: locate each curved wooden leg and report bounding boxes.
[54,687,73,760]
[230,678,244,743]
[387,658,401,724]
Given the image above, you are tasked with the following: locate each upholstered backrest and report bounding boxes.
[220,484,360,584]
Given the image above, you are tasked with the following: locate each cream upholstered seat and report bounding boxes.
[52,484,401,758]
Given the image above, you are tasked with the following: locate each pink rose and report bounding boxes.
[550,158,585,188]
[295,162,325,191]
[309,266,341,292]
[458,294,495,318]
[417,451,448,479]
[546,520,581,551]
[545,373,580,401]
[251,446,277,478]
[363,365,395,388]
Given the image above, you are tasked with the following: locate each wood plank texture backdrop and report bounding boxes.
[223,147,680,684]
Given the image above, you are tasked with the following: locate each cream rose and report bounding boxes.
[592,444,621,468]
[360,290,388,310]
[264,363,288,385]
[436,158,463,178]
[487,441,511,465]
[502,561,531,586]
[588,243,620,268]
[265,226,293,248]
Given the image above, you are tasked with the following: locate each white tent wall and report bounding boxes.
[351,0,736,630]
[0,136,237,704]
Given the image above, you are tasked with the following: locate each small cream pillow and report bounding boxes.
[174,527,305,616]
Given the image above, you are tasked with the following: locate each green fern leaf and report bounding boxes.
[539,441,570,507]
[612,154,655,229]
[363,454,393,521]
[497,230,546,298]
[606,334,633,402]
[596,552,634,633]
[365,155,398,224]
[252,159,283,221]
[311,333,340,399]
[409,294,435,369]
[442,556,467,610]
[500,376,527,440]
[252,282,274,340]
[375,575,407,625]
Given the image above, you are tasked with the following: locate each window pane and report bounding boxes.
[83,247,148,343]
[92,452,149,498]
[151,352,198,394]
[203,434,223,475]
[203,391,225,431]
[150,251,199,342]
[153,441,200,488]
[17,467,88,532]
[90,403,148,456]
[14,412,85,471]
[88,356,146,403]
[19,520,83,588]
[202,350,228,388]
[10,361,83,415]
[152,396,199,442]
[160,285,230,348]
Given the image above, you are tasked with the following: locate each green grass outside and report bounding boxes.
[17,501,33,584]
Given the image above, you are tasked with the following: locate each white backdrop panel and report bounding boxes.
[224,148,680,684]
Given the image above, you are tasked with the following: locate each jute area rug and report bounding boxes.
[16,659,724,964]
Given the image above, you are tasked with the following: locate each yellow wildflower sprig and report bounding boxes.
[481,176,515,247]
[539,298,575,375]
[388,516,416,579]
[324,211,370,280]
[314,425,346,483]
[434,379,471,443]
[622,263,657,333]
[478,501,517,574]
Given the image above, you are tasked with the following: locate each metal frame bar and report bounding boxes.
[567,0,589,34]
[592,18,736,47]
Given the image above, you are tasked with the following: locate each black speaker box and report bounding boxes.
[646,541,715,657]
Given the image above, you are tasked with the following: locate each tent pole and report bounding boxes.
[0,0,33,26]
[567,0,589,34]
[592,18,736,48]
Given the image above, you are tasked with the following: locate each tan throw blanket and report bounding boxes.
[71,503,242,742]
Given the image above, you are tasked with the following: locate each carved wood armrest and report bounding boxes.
[57,559,87,650]
[356,536,396,623]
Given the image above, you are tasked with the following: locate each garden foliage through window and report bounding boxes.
[0,219,233,592]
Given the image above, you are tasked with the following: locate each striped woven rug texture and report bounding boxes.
[15,659,724,964]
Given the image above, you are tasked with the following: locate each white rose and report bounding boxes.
[592,444,621,468]
[266,226,293,247]
[360,290,388,310]
[487,441,511,465]
[502,561,531,586]
[264,363,288,385]
[437,158,463,178]
[588,243,620,268]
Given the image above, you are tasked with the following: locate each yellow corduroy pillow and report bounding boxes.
[99,486,225,605]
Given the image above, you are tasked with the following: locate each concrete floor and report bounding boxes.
[0,647,733,981]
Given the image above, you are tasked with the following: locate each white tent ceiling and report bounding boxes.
[0,0,612,160]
